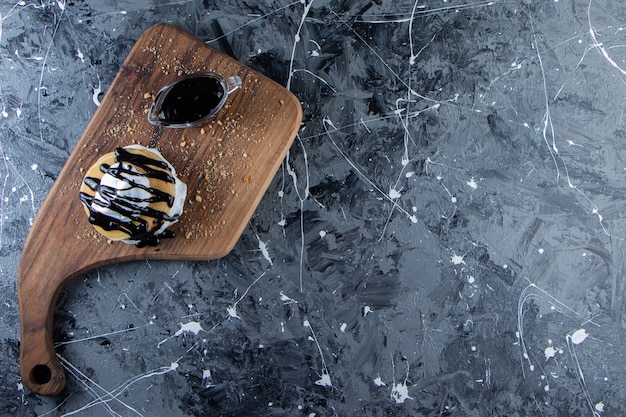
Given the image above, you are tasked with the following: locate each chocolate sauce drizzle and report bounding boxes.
[79,147,179,247]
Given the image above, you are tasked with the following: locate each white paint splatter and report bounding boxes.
[339,323,347,332]
[544,346,557,360]
[314,373,332,387]
[157,321,203,347]
[451,254,465,265]
[363,306,373,317]
[570,328,588,345]
[202,369,214,387]
[304,319,333,387]
[256,234,273,265]
[390,382,412,403]
[388,188,401,199]
[30,163,38,171]
[466,177,478,189]
[226,305,240,319]
[280,291,298,304]
[227,272,266,320]
[373,375,386,387]
[319,230,326,238]
[174,321,203,336]
[92,81,102,107]
[595,402,604,413]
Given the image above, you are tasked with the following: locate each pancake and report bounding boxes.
[79,145,187,247]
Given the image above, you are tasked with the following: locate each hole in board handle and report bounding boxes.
[30,364,52,385]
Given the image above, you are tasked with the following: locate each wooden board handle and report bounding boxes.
[18,218,152,395]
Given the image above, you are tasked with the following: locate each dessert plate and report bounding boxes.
[18,23,301,395]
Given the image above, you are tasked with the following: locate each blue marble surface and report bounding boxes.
[1,0,625,415]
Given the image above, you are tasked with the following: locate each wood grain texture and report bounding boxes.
[18,23,301,396]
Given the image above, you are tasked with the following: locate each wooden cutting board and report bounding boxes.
[18,23,302,396]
